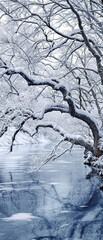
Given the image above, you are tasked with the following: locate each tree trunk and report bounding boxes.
[94,137,103,157]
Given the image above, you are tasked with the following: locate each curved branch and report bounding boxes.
[34,122,94,153]
[10,114,37,151]
[3,67,100,143]
[10,117,30,152]
[66,96,100,142]
[37,103,69,119]
[3,67,69,97]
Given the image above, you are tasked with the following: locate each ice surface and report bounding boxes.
[2,213,37,221]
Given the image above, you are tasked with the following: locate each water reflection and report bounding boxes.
[0,144,103,240]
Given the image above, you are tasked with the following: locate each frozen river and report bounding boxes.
[0,143,103,240]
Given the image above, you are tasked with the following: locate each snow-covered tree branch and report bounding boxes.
[0,0,103,159]
[34,121,94,153]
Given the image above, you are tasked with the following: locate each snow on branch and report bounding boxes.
[34,121,94,153]
[10,117,30,152]
[10,114,37,152]
[37,103,69,119]
[75,108,100,141]
[3,67,69,97]
[2,66,101,144]
[67,0,103,85]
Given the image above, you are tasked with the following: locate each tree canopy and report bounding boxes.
[0,0,103,158]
